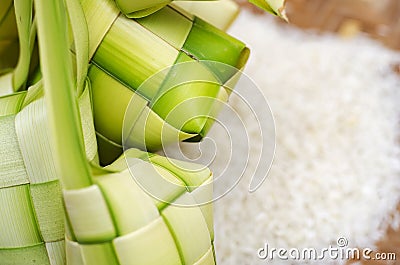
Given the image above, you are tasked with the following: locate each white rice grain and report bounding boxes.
[211,10,400,265]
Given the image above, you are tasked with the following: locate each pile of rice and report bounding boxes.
[209,10,400,264]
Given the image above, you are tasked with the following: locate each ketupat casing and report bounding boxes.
[0,0,229,263]
[0,71,215,265]
[66,148,215,265]
[83,0,249,164]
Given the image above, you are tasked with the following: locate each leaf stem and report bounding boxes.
[34,0,92,189]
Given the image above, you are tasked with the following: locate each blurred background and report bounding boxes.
[238,0,400,51]
[232,0,400,263]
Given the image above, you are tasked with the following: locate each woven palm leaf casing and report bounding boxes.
[0,84,214,264]
[65,148,214,265]
[82,0,249,163]
[0,83,97,264]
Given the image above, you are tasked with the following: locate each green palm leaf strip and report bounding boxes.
[34,0,92,189]
[0,0,19,77]
[171,0,239,31]
[115,0,213,18]
[12,0,35,92]
[248,0,287,19]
